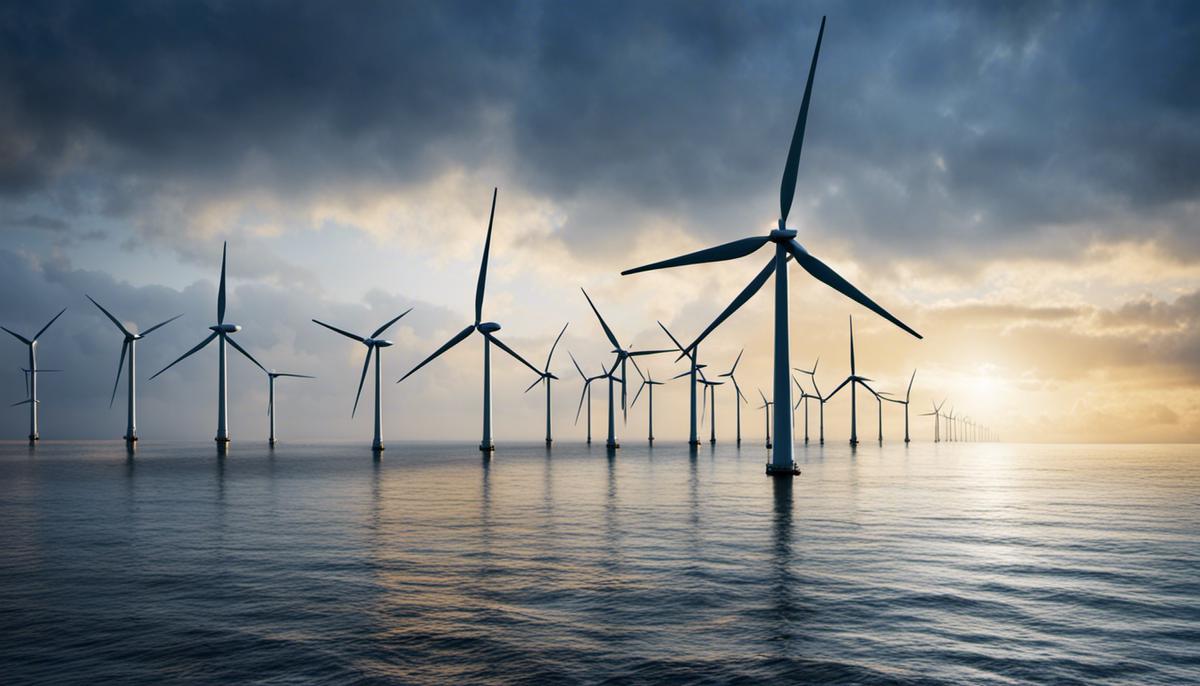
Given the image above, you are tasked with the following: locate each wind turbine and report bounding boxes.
[524,323,568,445]
[870,387,886,443]
[791,375,820,444]
[757,388,774,449]
[398,188,543,452]
[312,310,412,451]
[947,407,956,442]
[919,397,946,442]
[4,307,67,441]
[620,17,921,476]
[658,321,704,446]
[698,377,724,444]
[580,289,671,449]
[86,295,182,442]
[718,349,749,444]
[880,370,917,443]
[151,242,267,445]
[631,366,665,444]
[795,357,826,444]
[570,352,605,444]
[824,316,879,445]
[265,370,314,446]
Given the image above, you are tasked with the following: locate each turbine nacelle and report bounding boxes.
[477,322,502,333]
[364,338,394,348]
[770,227,798,241]
[209,323,241,333]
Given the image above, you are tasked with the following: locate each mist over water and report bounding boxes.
[1,441,1197,684]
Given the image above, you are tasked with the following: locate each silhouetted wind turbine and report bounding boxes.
[580,289,671,449]
[621,17,921,475]
[699,377,724,444]
[631,366,665,444]
[718,349,748,444]
[570,352,605,444]
[398,189,543,452]
[524,323,568,445]
[658,321,704,446]
[87,295,181,442]
[3,307,67,441]
[312,311,410,451]
[792,375,820,444]
[265,370,314,446]
[825,316,879,445]
[881,370,916,443]
[757,388,774,449]
[795,357,825,444]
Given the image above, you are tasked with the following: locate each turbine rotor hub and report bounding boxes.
[210,323,241,333]
[769,228,798,242]
[478,322,501,333]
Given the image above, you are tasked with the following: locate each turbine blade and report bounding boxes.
[140,313,184,337]
[352,348,372,418]
[569,351,586,381]
[825,376,851,400]
[657,321,688,356]
[906,369,916,401]
[487,334,543,376]
[729,348,744,375]
[1,327,31,345]
[312,319,366,343]
[11,399,33,406]
[849,315,855,373]
[758,388,768,406]
[701,384,708,424]
[787,240,922,339]
[226,336,267,374]
[621,236,770,276]
[735,379,748,404]
[34,307,68,341]
[217,242,227,324]
[274,373,315,379]
[86,295,131,337]
[627,349,674,357]
[150,332,218,379]
[631,379,646,408]
[574,382,588,424]
[779,16,826,225]
[371,308,414,339]
[580,288,621,351]
[475,188,498,325]
[545,322,569,371]
[398,324,475,382]
[680,256,775,360]
[524,375,544,394]
[109,339,128,408]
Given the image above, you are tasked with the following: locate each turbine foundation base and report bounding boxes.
[479,443,495,452]
[215,436,231,444]
[765,461,801,477]
[124,435,138,443]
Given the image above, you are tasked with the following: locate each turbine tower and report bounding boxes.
[795,357,826,444]
[699,377,724,444]
[152,242,267,445]
[825,317,878,445]
[579,289,671,449]
[621,17,921,476]
[631,366,665,444]
[881,370,917,443]
[718,349,748,444]
[398,188,543,452]
[757,388,774,449]
[658,321,703,446]
[570,352,605,444]
[265,370,314,446]
[87,295,181,442]
[3,307,67,441]
[524,323,568,445]
[313,310,412,451]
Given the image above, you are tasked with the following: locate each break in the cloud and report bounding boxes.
[0,0,1197,443]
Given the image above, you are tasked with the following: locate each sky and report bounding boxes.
[1,0,1198,444]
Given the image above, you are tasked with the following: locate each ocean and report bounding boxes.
[1,440,1197,684]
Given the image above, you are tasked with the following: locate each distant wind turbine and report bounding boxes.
[919,397,946,442]
[631,366,665,444]
[757,388,774,449]
[152,242,267,445]
[880,370,917,443]
[398,189,543,452]
[791,374,820,444]
[621,17,921,475]
[580,289,671,449]
[524,323,568,445]
[718,349,749,444]
[698,377,724,444]
[658,321,704,446]
[265,370,314,446]
[312,311,411,451]
[824,316,877,445]
[795,357,825,443]
[570,352,605,444]
[3,307,67,441]
[87,295,182,442]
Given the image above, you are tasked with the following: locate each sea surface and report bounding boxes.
[0,440,1197,685]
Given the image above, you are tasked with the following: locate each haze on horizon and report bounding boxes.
[1,1,1197,444]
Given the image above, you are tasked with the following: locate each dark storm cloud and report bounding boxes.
[1,0,1198,258]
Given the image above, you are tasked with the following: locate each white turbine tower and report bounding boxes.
[621,17,921,476]
[265,370,314,446]
[312,310,412,452]
[151,242,267,445]
[398,188,543,452]
[524,323,569,445]
[718,349,749,444]
[3,307,67,441]
[87,295,181,442]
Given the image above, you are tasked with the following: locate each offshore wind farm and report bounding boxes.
[1,3,1197,685]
